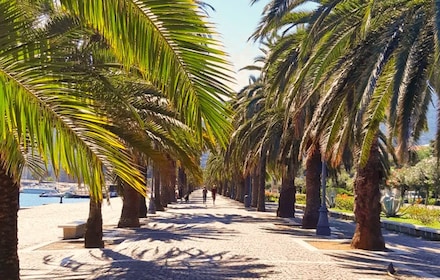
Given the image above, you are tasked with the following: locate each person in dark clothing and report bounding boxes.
[211,186,217,205]
[202,187,208,204]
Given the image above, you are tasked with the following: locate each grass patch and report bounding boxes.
[382,216,440,229]
[330,208,353,214]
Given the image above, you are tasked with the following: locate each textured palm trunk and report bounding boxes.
[244,175,251,204]
[277,163,296,218]
[222,181,228,196]
[351,138,385,250]
[257,152,266,212]
[169,162,177,203]
[0,166,19,279]
[85,199,104,248]
[139,167,148,218]
[161,159,176,206]
[154,166,164,211]
[139,195,147,218]
[251,170,258,207]
[178,167,185,195]
[118,186,140,228]
[302,146,321,229]
[220,182,225,196]
[161,182,170,207]
[235,176,245,202]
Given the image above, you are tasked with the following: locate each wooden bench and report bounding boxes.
[58,221,86,239]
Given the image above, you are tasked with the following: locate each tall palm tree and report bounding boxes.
[251,10,324,227]
[1,1,233,278]
[0,1,146,276]
[253,0,440,250]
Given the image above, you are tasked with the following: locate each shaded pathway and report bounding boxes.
[19,189,440,279]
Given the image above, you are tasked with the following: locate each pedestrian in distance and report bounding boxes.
[211,185,217,205]
[202,187,208,204]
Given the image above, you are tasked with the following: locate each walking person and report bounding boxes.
[211,185,217,205]
[202,187,207,204]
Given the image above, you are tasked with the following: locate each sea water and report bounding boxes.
[20,193,89,208]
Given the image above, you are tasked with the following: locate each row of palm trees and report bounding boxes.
[205,0,440,252]
[0,1,233,279]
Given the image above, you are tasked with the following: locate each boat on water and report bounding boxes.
[39,189,64,197]
[63,191,90,199]
[20,183,57,194]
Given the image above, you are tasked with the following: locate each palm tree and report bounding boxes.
[0,1,146,276]
[251,12,323,226]
[251,0,440,250]
[1,0,233,277]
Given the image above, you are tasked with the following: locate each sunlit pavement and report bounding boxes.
[19,189,440,279]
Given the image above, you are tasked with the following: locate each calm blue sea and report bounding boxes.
[20,193,89,208]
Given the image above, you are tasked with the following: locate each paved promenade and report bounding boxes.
[18,190,440,279]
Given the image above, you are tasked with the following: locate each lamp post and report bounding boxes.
[316,160,331,236]
[148,177,156,214]
[244,175,251,208]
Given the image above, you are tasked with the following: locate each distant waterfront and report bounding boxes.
[20,193,89,208]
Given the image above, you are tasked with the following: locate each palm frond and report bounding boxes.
[59,0,234,147]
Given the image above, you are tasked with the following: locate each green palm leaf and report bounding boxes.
[0,0,145,199]
[59,0,233,147]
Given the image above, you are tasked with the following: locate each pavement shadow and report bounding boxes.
[102,223,237,244]
[157,212,262,224]
[52,247,275,279]
[323,250,429,279]
[261,223,319,238]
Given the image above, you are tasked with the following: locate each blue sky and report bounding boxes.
[204,0,270,91]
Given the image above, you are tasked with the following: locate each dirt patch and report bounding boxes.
[36,238,123,250]
[306,240,353,250]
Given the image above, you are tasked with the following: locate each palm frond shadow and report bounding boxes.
[323,249,435,279]
[109,223,236,243]
[48,247,275,279]
[151,211,276,226]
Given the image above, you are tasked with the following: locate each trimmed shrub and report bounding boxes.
[335,194,354,211]
[403,205,440,225]
[295,193,306,204]
[265,191,279,202]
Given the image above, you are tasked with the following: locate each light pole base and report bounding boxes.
[244,195,251,208]
[316,205,331,236]
[148,198,156,214]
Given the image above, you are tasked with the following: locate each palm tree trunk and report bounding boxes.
[251,170,258,207]
[277,163,296,218]
[0,166,19,279]
[139,195,147,218]
[244,175,251,205]
[169,161,177,203]
[235,176,245,202]
[139,166,148,218]
[118,186,140,228]
[302,145,321,229]
[351,138,385,250]
[154,166,165,211]
[85,199,104,248]
[161,159,176,206]
[257,152,266,212]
